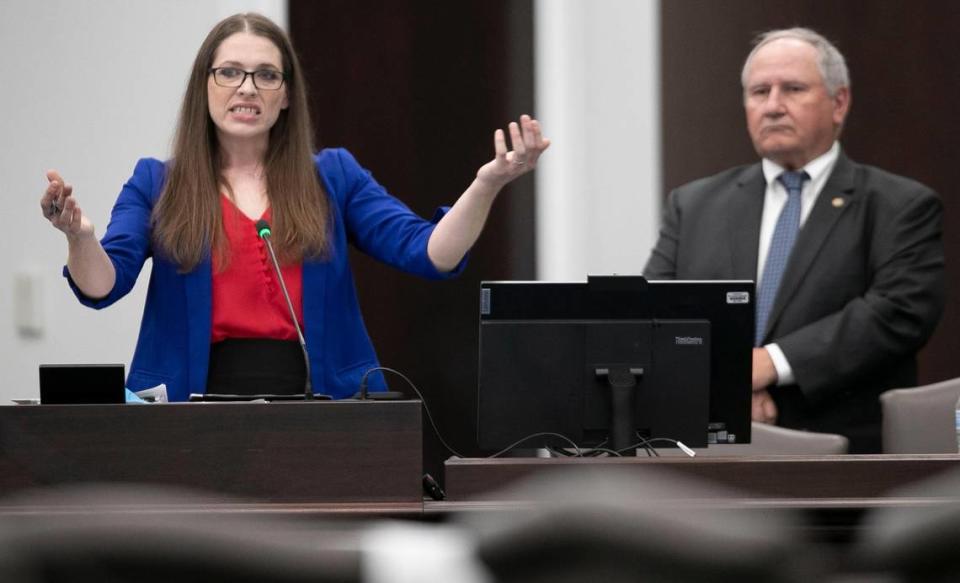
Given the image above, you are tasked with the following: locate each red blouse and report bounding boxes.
[211,196,304,343]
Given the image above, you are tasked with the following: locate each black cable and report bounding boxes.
[638,438,660,457]
[639,437,687,449]
[358,367,465,459]
[587,447,624,457]
[627,435,660,457]
[592,437,651,458]
[359,368,589,460]
[356,367,690,460]
[547,444,623,458]
[576,436,655,458]
[489,432,583,458]
[621,434,698,457]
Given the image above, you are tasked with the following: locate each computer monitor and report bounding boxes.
[477,276,754,453]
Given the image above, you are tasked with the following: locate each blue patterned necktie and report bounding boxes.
[755,170,809,346]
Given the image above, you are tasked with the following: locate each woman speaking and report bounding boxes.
[40,13,548,402]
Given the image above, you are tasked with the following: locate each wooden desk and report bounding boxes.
[4,402,959,533]
[0,401,422,505]
[440,454,960,544]
[444,454,960,505]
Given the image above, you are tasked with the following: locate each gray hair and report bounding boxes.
[741,27,850,96]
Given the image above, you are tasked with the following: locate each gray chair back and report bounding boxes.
[703,422,848,455]
[657,422,848,456]
[855,463,960,582]
[464,466,816,583]
[881,377,960,454]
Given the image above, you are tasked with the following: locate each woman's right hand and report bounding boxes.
[41,169,116,299]
[42,170,95,239]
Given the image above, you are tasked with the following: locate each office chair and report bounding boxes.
[0,484,364,583]
[462,466,819,583]
[855,464,960,582]
[0,483,501,583]
[880,377,960,453]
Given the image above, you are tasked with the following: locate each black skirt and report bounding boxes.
[207,339,307,396]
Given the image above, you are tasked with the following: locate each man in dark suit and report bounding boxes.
[643,28,945,453]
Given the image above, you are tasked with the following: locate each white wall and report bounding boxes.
[534,0,661,280]
[0,0,286,402]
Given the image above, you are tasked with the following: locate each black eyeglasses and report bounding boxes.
[209,67,287,90]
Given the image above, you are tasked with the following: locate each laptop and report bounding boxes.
[39,364,126,405]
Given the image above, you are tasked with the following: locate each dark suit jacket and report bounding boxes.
[644,152,945,452]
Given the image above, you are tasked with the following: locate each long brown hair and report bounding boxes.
[152,13,329,271]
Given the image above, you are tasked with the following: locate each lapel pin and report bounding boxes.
[831,197,845,208]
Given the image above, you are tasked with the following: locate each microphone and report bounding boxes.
[255,219,313,400]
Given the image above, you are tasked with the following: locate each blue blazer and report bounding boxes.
[66,149,464,401]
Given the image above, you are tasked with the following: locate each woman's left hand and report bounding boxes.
[476,114,550,189]
[427,115,550,271]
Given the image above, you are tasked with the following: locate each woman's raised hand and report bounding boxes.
[476,114,550,190]
[42,170,94,239]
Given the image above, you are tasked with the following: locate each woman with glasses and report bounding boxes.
[39,13,549,402]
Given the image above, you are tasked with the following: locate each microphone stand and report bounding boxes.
[256,220,313,400]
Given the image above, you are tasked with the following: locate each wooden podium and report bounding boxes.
[0,401,422,506]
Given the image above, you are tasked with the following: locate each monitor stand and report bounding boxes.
[596,366,644,455]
